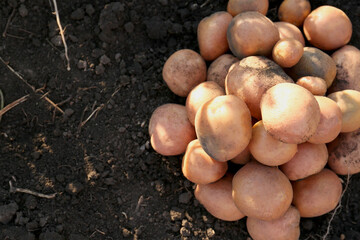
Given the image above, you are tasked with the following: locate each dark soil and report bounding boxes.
[0,0,359,239]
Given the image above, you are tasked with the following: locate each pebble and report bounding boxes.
[26,221,38,231]
[15,212,29,225]
[207,228,215,238]
[100,55,111,65]
[180,227,191,237]
[66,182,84,195]
[39,232,64,240]
[179,192,192,204]
[39,217,48,227]
[51,35,63,47]
[31,151,41,160]
[95,64,105,75]
[18,4,28,17]
[71,8,85,20]
[92,48,105,58]
[77,60,87,69]
[170,208,184,221]
[0,202,18,224]
[122,228,131,237]
[85,4,95,16]
[124,22,134,33]
[145,16,168,40]
[171,222,181,232]
[64,108,75,117]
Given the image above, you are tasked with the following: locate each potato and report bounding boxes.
[186,81,225,126]
[195,174,245,221]
[231,145,250,165]
[182,139,228,184]
[227,11,279,59]
[303,6,352,51]
[207,54,238,89]
[162,49,206,97]
[328,129,360,175]
[280,142,328,181]
[247,206,300,240]
[328,45,360,93]
[198,11,233,61]
[287,47,337,88]
[149,104,196,156]
[195,95,252,162]
[226,56,293,120]
[274,22,305,46]
[292,169,342,217]
[249,121,297,166]
[227,0,268,16]
[296,76,327,96]
[328,90,360,133]
[260,83,321,144]
[272,38,303,68]
[232,161,293,221]
[278,0,311,27]
[308,96,342,144]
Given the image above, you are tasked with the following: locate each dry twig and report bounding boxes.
[9,180,57,199]
[78,104,104,131]
[0,94,29,118]
[0,89,4,110]
[2,8,15,38]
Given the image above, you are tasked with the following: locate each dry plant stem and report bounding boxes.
[2,8,15,38]
[9,180,57,199]
[51,0,71,71]
[0,89,4,109]
[0,95,29,117]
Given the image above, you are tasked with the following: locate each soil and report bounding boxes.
[0,0,359,239]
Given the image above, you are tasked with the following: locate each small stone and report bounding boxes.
[51,35,62,47]
[18,4,28,17]
[91,49,105,58]
[66,182,84,195]
[25,196,37,210]
[100,55,111,65]
[170,208,184,221]
[180,227,191,237]
[95,64,105,75]
[77,60,87,69]
[70,8,85,20]
[64,108,74,117]
[340,234,346,240]
[39,217,48,227]
[85,4,95,16]
[179,192,192,204]
[122,228,131,237]
[207,228,215,238]
[171,222,181,232]
[26,221,38,231]
[124,22,134,33]
[115,53,122,62]
[0,202,18,224]
[56,224,64,233]
[31,151,41,160]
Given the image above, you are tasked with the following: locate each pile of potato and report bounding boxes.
[148,0,360,239]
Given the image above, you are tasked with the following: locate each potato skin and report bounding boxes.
[274,22,305,46]
[195,95,252,162]
[292,169,342,218]
[278,0,311,27]
[247,206,300,240]
[195,174,245,221]
[304,6,352,51]
[226,56,293,120]
[207,54,238,89]
[296,76,327,96]
[162,49,206,97]
[227,0,269,16]
[232,161,293,221]
[272,38,304,68]
[182,140,228,184]
[280,142,328,181]
[227,12,279,59]
[198,11,233,61]
[149,104,196,156]
[231,145,251,165]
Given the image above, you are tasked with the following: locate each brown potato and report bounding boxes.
[272,38,304,68]
[149,104,196,156]
[195,95,252,162]
[195,174,245,221]
[227,0,269,16]
[232,161,293,221]
[292,169,342,217]
[226,56,293,120]
[328,129,360,175]
[280,142,328,181]
[198,11,233,61]
[227,12,279,59]
[278,0,311,27]
[162,49,206,97]
[247,206,300,240]
[328,45,360,93]
[304,6,352,51]
[328,90,360,132]
[287,47,337,88]
[308,96,342,144]
[207,54,238,89]
[186,81,225,126]
[296,76,327,96]
[260,83,321,144]
[249,121,297,166]
[231,145,251,165]
[182,140,228,184]
[274,22,305,46]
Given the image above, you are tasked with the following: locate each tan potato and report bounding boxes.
[247,206,300,240]
[227,11,279,59]
[249,121,297,166]
[149,104,196,156]
[195,95,252,162]
[162,49,206,97]
[182,140,228,184]
[260,83,321,144]
[328,129,360,175]
[195,174,245,221]
[280,142,328,181]
[207,54,238,89]
[296,76,327,96]
[225,56,293,120]
[328,90,360,132]
[292,169,342,217]
[231,145,251,165]
[186,81,225,125]
[308,96,342,144]
[198,11,233,61]
[328,45,360,93]
[274,22,305,46]
[232,161,293,221]
[287,47,337,88]
[272,38,304,68]
[227,0,269,16]
[304,6,352,51]
[278,0,311,27]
